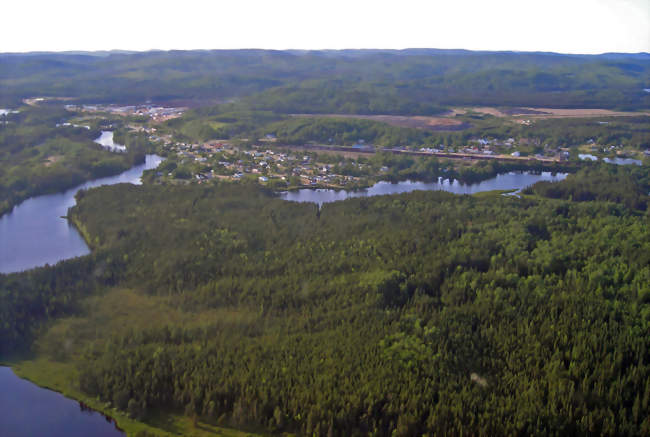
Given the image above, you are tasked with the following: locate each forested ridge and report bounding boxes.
[2,49,649,110]
[1,166,649,436]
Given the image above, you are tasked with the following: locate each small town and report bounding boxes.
[149,133,578,189]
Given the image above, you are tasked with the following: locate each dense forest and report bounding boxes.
[1,47,649,437]
[2,49,649,110]
[524,164,650,210]
[1,164,648,436]
[0,106,149,215]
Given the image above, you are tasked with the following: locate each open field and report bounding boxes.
[457,107,650,118]
[291,113,470,131]
[291,107,650,136]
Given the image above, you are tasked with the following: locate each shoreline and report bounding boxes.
[1,358,264,437]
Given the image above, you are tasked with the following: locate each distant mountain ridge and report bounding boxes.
[2,48,649,58]
[1,48,648,111]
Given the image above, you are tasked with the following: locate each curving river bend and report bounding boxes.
[0,154,163,274]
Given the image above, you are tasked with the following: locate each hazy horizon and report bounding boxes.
[5,0,649,54]
[3,47,650,56]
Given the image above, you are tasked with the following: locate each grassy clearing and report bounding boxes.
[4,287,267,437]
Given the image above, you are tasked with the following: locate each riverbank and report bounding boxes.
[2,357,266,437]
[0,154,163,274]
[0,153,145,218]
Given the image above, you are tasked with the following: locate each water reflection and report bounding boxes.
[280,171,567,205]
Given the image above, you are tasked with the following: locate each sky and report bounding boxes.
[3,0,649,54]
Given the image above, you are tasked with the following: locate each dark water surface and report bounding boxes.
[0,367,124,437]
[0,155,163,274]
[279,171,567,205]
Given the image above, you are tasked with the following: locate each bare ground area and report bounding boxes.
[291,113,470,131]
[455,107,650,118]
[43,155,63,167]
[513,107,650,118]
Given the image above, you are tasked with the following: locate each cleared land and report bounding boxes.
[292,107,650,133]
[457,107,650,118]
[291,113,470,131]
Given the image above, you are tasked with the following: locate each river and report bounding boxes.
[279,171,567,205]
[0,154,163,274]
[0,366,124,437]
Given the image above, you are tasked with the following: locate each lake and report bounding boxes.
[94,131,127,152]
[0,366,124,437]
[279,171,567,205]
[0,154,163,274]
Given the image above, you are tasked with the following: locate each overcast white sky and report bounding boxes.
[3,0,649,54]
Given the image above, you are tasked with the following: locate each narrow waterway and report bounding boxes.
[0,154,163,274]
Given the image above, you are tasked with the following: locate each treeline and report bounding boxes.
[163,107,282,142]
[314,150,577,185]
[0,253,126,354]
[241,80,448,115]
[525,164,650,211]
[261,117,432,147]
[0,173,647,435]
[523,116,650,149]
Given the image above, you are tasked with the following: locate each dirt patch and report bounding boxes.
[512,107,650,118]
[501,108,550,115]
[292,114,470,131]
[43,155,63,167]
[455,106,649,118]
[457,107,509,117]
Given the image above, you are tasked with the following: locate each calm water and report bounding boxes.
[0,367,124,437]
[280,171,567,205]
[0,155,163,274]
[94,131,126,152]
[579,154,642,166]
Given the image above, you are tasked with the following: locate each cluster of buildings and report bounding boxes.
[163,141,361,187]
[66,104,186,122]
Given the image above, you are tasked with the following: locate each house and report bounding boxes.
[511,151,521,157]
